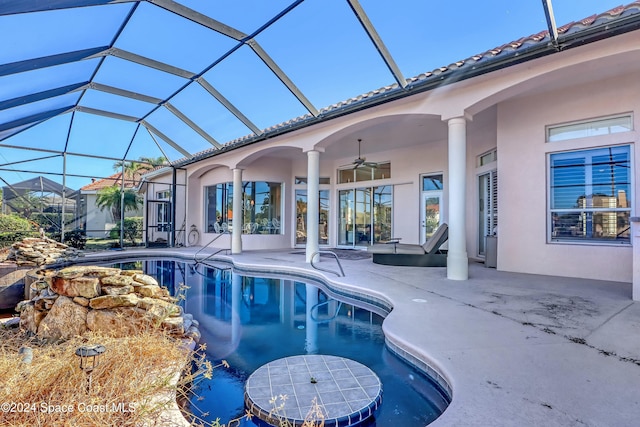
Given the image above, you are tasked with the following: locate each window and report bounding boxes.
[156,190,171,199]
[547,114,632,142]
[422,174,443,191]
[295,177,330,185]
[205,181,282,234]
[338,162,391,184]
[478,149,497,167]
[295,189,330,245]
[549,145,631,243]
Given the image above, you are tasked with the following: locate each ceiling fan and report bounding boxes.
[342,139,379,169]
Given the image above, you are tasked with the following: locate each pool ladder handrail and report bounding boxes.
[194,231,231,264]
[310,250,345,277]
[310,299,343,323]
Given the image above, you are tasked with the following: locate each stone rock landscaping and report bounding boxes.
[6,236,81,267]
[16,265,201,344]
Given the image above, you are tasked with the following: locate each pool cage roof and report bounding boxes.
[1,0,639,191]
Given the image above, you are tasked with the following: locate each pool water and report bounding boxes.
[109,259,449,426]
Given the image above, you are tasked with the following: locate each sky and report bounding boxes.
[0,0,630,191]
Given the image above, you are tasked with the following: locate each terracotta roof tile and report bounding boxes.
[80,172,142,191]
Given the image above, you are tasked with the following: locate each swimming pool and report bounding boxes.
[106,258,450,426]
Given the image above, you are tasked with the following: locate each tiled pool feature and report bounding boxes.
[244,355,383,427]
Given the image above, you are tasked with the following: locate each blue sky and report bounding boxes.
[0,0,629,191]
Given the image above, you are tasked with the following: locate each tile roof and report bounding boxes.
[80,172,142,191]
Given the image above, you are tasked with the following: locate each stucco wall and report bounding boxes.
[83,193,143,238]
[497,73,638,282]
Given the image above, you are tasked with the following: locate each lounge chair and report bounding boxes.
[367,223,448,267]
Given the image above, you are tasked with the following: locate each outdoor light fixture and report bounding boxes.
[75,344,105,393]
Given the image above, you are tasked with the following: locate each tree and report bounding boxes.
[113,156,168,187]
[6,192,45,218]
[95,186,142,223]
[0,214,38,247]
[113,156,167,174]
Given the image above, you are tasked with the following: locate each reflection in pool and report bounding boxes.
[110,259,449,426]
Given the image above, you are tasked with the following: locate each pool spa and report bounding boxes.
[104,258,450,426]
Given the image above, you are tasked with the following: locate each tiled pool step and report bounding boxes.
[245,355,382,427]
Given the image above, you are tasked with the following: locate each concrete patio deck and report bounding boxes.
[82,247,640,427]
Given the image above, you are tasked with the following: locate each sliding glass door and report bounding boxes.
[339,186,391,247]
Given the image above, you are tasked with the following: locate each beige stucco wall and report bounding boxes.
[496,72,638,282]
[84,192,144,238]
[144,30,640,285]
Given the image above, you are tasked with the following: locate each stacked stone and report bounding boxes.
[8,237,80,267]
[17,266,201,344]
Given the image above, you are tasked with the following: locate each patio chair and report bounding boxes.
[367,223,448,267]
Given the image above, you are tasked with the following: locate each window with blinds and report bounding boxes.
[549,145,631,243]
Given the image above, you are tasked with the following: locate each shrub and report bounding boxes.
[109,217,143,245]
[0,214,38,248]
[50,228,87,249]
[30,212,74,234]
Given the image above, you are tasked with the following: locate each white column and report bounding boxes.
[447,117,469,280]
[231,168,243,254]
[306,150,320,263]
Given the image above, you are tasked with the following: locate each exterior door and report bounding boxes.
[339,187,389,247]
[420,192,443,243]
[338,188,371,247]
[478,170,498,255]
[338,189,355,246]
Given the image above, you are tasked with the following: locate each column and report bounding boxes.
[306,150,320,263]
[231,168,243,254]
[447,117,469,280]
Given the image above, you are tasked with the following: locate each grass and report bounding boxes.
[83,238,145,251]
[0,326,206,427]
[0,325,326,427]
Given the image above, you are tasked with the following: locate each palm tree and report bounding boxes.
[138,156,167,168]
[113,156,168,186]
[95,186,141,222]
[113,156,167,173]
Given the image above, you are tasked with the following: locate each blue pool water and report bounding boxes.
[108,259,449,426]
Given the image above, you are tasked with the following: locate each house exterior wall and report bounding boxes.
[142,29,640,287]
[497,72,638,282]
[83,192,144,238]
